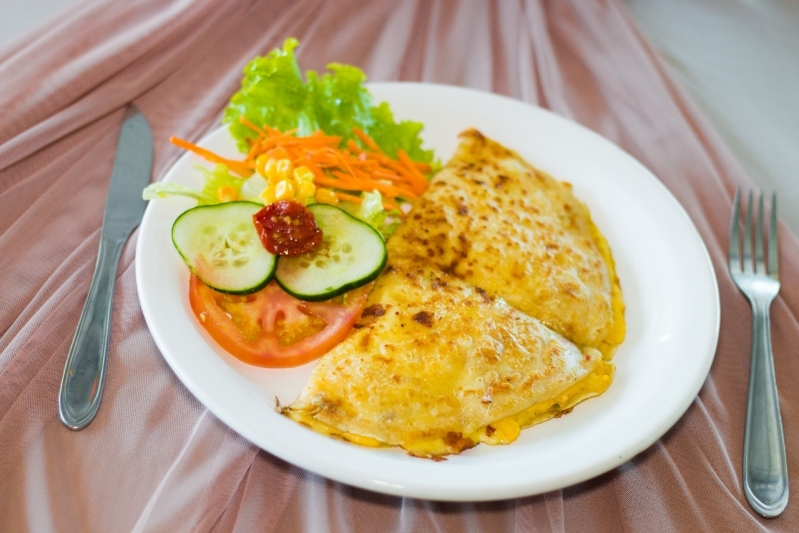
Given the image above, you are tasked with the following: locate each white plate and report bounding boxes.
[136,83,720,501]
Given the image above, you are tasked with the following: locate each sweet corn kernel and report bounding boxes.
[275,159,293,175]
[264,158,279,175]
[293,166,314,182]
[297,180,316,199]
[274,180,295,201]
[267,172,285,186]
[315,188,339,205]
[294,181,316,206]
[216,186,238,203]
[255,154,271,178]
[259,186,276,204]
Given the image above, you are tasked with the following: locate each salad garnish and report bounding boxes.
[223,37,435,166]
[155,124,431,239]
[145,38,437,237]
[144,38,438,367]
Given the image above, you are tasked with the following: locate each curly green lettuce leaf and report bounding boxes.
[143,164,243,206]
[338,190,400,240]
[238,174,268,203]
[224,38,311,149]
[197,164,243,203]
[142,182,203,203]
[223,38,435,165]
[367,101,434,164]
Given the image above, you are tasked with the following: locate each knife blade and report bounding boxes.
[58,107,154,430]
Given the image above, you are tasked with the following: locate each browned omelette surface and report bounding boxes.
[388,129,624,354]
[286,260,612,457]
[285,130,624,458]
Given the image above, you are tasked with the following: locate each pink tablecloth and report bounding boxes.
[1,0,797,531]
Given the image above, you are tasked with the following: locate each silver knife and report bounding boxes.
[58,107,154,430]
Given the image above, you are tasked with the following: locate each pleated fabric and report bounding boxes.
[1,1,797,531]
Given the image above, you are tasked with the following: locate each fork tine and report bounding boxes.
[742,189,754,274]
[768,191,779,279]
[729,188,742,273]
[755,191,765,274]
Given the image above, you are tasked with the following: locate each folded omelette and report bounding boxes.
[284,129,625,458]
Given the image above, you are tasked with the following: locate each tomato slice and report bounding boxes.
[189,275,370,367]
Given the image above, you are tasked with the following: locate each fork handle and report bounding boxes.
[743,298,789,517]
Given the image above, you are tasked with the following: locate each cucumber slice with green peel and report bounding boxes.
[171,201,276,294]
[275,204,387,301]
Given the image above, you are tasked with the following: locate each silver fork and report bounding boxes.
[728,188,789,517]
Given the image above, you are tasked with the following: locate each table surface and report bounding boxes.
[2,1,799,531]
[5,0,798,236]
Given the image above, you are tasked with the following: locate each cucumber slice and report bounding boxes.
[275,204,386,301]
[171,201,276,294]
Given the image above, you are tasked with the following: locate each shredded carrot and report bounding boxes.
[346,139,364,155]
[328,171,419,201]
[314,174,362,190]
[382,197,402,212]
[396,149,429,195]
[413,161,432,173]
[334,191,363,204]
[244,138,262,162]
[239,116,269,139]
[170,136,253,177]
[372,169,411,184]
[171,126,432,213]
[334,191,399,212]
[352,127,384,154]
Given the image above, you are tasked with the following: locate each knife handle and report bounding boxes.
[59,234,127,430]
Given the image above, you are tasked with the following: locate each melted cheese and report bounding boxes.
[387,129,624,355]
[289,360,614,456]
[286,261,610,458]
[284,130,625,458]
